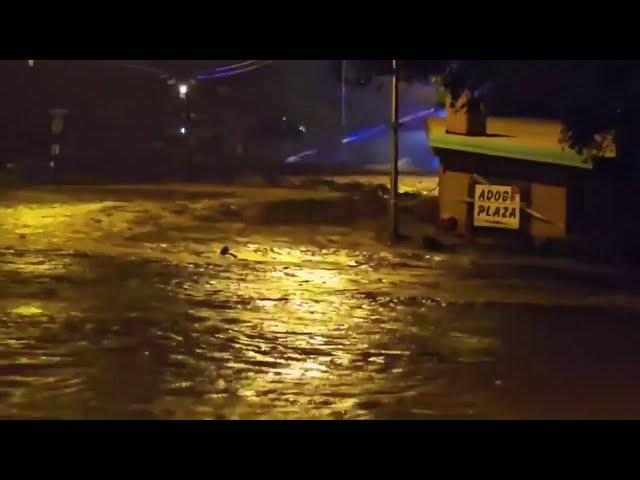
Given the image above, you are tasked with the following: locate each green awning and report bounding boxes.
[427,117,616,170]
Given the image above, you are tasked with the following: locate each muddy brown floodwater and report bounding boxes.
[1,183,640,419]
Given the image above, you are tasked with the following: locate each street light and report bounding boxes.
[178,83,189,99]
[99,61,272,179]
[176,82,193,177]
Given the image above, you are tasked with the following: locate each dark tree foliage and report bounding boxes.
[557,61,640,157]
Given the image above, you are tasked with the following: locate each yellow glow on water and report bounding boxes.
[258,264,351,325]
[1,255,75,277]
[8,206,70,233]
[2,202,125,236]
[210,247,370,416]
[0,183,511,420]
[290,267,343,286]
[279,360,328,379]
[10,305,45,316]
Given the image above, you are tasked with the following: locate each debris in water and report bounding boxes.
[220,246,238,259]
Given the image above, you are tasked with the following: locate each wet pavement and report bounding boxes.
[1,182,640,419]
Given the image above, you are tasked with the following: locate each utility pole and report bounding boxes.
[178,82,193,177]
[185,88,193,172]
[390,59,400,240]
[341,60,347,129]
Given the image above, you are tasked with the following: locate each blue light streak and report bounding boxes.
[214,60,260,72]
[341,125,387,144]
[196,61,272,80]
[284,107,444,164]
[341,108,437,145]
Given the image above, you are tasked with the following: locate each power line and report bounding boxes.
[209,60,262,73]
[103,61,170,77]
[98,60,273,83]
[196,61,273,80]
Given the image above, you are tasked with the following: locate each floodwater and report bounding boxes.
[1,183,640,419]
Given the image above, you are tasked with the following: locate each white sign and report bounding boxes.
[474,184,520,229]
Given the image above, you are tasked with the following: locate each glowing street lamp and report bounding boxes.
[178,83,189,99]
[175,81,194,176]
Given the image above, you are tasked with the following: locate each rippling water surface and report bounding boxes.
[2,187,640,419]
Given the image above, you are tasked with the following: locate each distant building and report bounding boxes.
[427,114,616,240]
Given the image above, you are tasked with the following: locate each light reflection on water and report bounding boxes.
[0,246,501,419]
[4,187,640,419]
[2,243,640,419]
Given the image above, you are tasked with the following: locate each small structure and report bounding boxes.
[426,114,616,240]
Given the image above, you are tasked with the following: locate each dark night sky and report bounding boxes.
[110,60,245,77]
[0,60,341,168]
[0,60,435,176]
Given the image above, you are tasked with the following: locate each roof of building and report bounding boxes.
[426,116,616,170]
